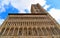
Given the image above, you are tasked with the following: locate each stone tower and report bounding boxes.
[0,3,60,38]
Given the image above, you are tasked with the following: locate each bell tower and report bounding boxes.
[31,3,47,13]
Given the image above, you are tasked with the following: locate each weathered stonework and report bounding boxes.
[0,3,60,38]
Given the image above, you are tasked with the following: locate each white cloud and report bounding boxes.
[19,10,26,13]
[0,0,46,13]
[0,0,10,13]
[48,8,60,24]
[10,0,46,13]
[0,19,4,26]
[0,5,5,13]
[44,4,50,10]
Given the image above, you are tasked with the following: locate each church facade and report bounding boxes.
[0,3,60,38]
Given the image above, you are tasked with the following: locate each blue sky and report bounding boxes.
[45,0,60,11]
[0,0,60,25]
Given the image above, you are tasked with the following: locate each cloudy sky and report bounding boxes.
[0,0,60,25]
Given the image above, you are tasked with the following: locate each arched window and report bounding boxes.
[28,28,32,35]
[32,27,37,36]
[14,28,18,35]
[18,28,22,36]
[24,27,27,36]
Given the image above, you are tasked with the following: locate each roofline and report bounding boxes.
[8,13,48,15]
